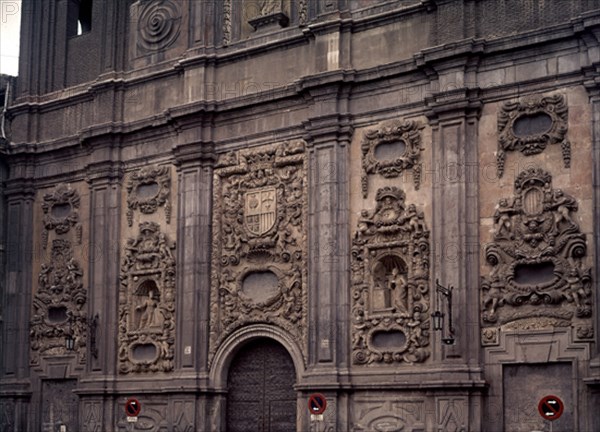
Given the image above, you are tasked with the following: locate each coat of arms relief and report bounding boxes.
[210,140,307,362]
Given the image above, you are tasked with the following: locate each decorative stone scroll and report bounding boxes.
[481,168,592,341]
[361,120,424,198]
[118,222,176,373]
[497,94,570,177]
[210,140,307,364]
[126,165,171,227]
[41,184,82,249]
[30,239,87,364]
[351,187,431,365]
[136,0,182,52]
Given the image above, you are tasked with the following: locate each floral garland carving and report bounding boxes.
[351,187,431,364]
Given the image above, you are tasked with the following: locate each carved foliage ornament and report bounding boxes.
[482,168,592,338]
[210,140,307,364]
[497,94,570,177]
[126,165,171,227]
[41,184,82,249]
[119,222,176,373]
[137,0,182,51]
[351,187,431,365]
[361,120,424,198]
[30,239,87,364]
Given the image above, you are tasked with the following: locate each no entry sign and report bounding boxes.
[538,395,564,421]
[125,398,142,417]
[308,393,327,415]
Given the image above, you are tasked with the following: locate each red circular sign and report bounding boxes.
[125,398,142,417]
[538,395,564,421]
[308,393,327,415]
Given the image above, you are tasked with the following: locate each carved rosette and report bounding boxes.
[118,222,176,373]
[126,165,171,227]
[209,140,307,364]
[41,184,82,249]
[137,0,182,52]
[351,187,431,365]
[481,168,592,342]
[497,94,570,177]
[30,239,87,365]
[361,120,424,198]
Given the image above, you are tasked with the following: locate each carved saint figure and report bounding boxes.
[136,289,162,330]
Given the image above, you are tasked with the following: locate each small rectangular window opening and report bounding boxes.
[68,0,92,37]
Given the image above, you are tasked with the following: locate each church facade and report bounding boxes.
[1,0,600,431]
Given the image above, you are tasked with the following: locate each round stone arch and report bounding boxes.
[208,323,306,390]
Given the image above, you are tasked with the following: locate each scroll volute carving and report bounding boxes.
[351,187,431,365]
[41,184,82,249]
[126,165,171,227]
[481,168,592,342]
[210,140,307,364]
[30,239,87,364]
[119,222,176,373]
[361,120,424,198]
[497,94,570,177]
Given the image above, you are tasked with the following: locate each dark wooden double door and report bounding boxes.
[226,338,297,432]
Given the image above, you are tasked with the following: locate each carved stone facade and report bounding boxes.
[361,120,424,197]
[126,165,171,227]
[119,222,176,373]
[135,0,182,53]
[210,140,307,364]
[497,94,570,176]
[41,183,82,249]
[481,167,592,340]
[351,187,430,365]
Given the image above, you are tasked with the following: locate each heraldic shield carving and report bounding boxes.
[210,140,307,364]
[351,187,431,365]
[481,168,593,343]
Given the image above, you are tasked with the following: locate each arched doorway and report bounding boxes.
[226,338,297,432]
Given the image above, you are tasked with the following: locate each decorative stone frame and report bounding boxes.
[361,120,424,198]
[351,186,431,365]
[126,165,171,227]
[481,167,592,344]
[41,183,82,249]
[497,94,570,177]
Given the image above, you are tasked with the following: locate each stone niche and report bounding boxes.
[209,140,307,364]
[351,186,431,365]
[481,167,592,345]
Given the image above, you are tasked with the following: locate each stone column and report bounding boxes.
[425,89,482,366]
[173,142,215,374]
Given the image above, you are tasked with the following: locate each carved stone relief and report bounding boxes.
[41,183,82,249]
[361,120,424,198]
[247,0,289,30]
[30,239,87,364]
[0,400,15,432]
[210,140,307,364]
[497,94,570,177]
[114,399,194,431]
[352,399,425,432]
[126,165,171,227]
[481,168,592,341]
[436,397,467,432]
[41,380,78,432]
[136,0,182,52]
[81,401,102,432]
[351,187,431,365]
[118,222,176,373]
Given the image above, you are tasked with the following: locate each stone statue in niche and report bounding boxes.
[361,120,424,198]
[210,140,307,365]
[119,222,176,373]
[481,167,592,344]
[259,0,280,15]
[30,239,87,365]
[41,183,82,249]
[126,165,171,227]
[497,94,570,177]
[351,187,431,365]
[247,0,289,30]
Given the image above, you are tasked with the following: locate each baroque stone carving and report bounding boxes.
[361,120,424,198]
[0,400,15,432]
[352,400,425,432]
[351,187,431,365]
[30,239,87,364]
[41,184,82,249]
[223,0,232,45]
[126,165,171,227]
[119,222,176,373]
[210,140,307,364]
[481,168,592,335]
[248,0,289,30]
[497,94,570,176]
[137,0,182,52]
